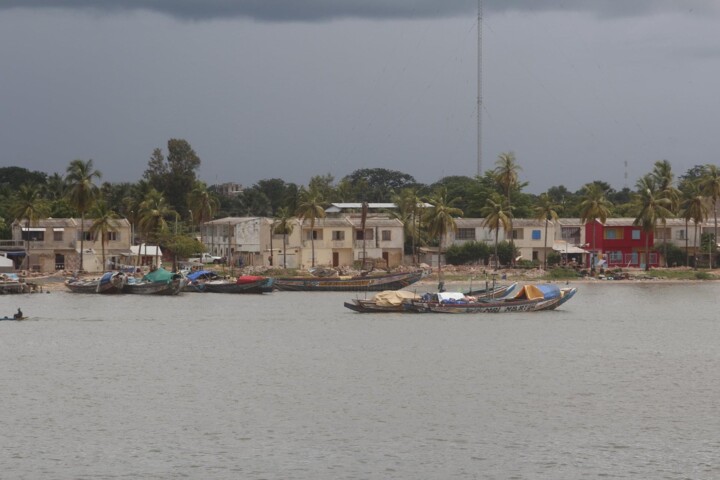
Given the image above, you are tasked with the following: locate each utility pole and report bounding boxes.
[477,0,483,177]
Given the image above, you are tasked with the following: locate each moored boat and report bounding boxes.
[192,272,274,294]
[123,267,186,295]
[344,282,517,313]
[275,269,426,292]
[408,283,577,314]
[65,271,127,294]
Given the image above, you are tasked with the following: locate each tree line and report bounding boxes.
[1,138,719,271]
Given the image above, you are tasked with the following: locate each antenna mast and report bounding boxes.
[477,0,483,177]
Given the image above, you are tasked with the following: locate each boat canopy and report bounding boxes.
[142,267,175,283]
[511,284,561,300]
[187,270,218,281]
[372,290,420,307]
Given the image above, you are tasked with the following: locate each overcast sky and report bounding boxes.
[2,1,719,193]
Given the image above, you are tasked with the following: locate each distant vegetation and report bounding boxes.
[2,140,719,270]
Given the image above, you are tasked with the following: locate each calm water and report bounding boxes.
[2,282,720,479]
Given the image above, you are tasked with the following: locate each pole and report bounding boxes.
[477,0,483,177]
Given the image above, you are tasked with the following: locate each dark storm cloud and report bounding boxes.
[1,0,717,21]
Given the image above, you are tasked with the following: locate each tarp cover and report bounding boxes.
[372,290,421,307]
[142,267,175,283]
[236,275,266,285]
[511,284,561,300]
[187,270,218,281]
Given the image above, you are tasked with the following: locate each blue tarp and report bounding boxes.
[186,270,218,281]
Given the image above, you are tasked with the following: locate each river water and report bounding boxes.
[1,282,720,479]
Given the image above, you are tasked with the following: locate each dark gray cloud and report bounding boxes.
[2,0,717,21]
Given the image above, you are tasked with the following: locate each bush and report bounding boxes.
[546,267,581,280]
[445,241,492,265]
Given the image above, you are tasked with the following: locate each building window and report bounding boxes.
[332,230,345,241]
[604,228,623,240]
[677,230,686,240]
[355,229,374,241]
[53,231,63,242]
[608,251,623,263]
[106,231,118,242]
[306,229,323,241]
[631,229,641,240]
[457,228,476,240]
[382,230,391,241]
[532,230,541,240]
[512,229,524,240]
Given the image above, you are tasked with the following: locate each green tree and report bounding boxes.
[9,184,49,270]
[274,207,295,269]
[65,159,102,271]
[342,168,418,202]
[699,164,720,268]
[579,182,612,269]
[481,192,512,269]
[296,186,326,268]
[651,160,680,266]
[143,139,201,217]
[492,152,522,265]
[679,180,709,268]
[88,200,119,272]
[390,188,424,264]
[138,189,175,267]
[533,193,561,269]
[423,187,463,288]
[632,175,673,271]
[188,182,219,233]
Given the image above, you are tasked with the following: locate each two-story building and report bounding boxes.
[10,217,132,273]
[586,218,657,268]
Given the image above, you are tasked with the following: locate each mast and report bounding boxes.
[477,0,483,177]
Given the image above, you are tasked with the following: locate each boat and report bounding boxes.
[274,269,426,292]
[344,290,422,313]
[408,283,577,314]
[123,267,186,295]
[185,270,274,294]
[0,273,30,294]
[344,282,517,313]
[1,316,28,321]
[65,271,127,294]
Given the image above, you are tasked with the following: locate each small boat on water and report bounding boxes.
[123,267,186,295]
[407,283,577,314]
[185,270,274,294]
[344,282,518,313]
[65,271,127,294]
[274,269,426,292]
[0,273,30,294]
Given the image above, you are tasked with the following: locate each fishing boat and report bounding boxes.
[65,271,127,294]
[344,282,517,313]
[408,284,576,314]
[185,270,274,294]
[274,269,426,292]
[123,267,186,295]
[0,273,30,294]
[1,316,28,321]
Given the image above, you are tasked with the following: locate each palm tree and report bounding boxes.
[88,201,119,272]
[9,184,49,270]
[390,188,424,265]
[188,181,219,241]
[679,181,709,268]
[579,183,612,270]
[274,207,295,269]
[493,152,522,265]
[138,189,175,268]
[700,164,720,268]
[424,187,463,288]
[632,175,673,271]
[481,193,512,269]
[651,160,680,266]
[295,186,326,268]
[533,193,560,269]
[65,159,102,271]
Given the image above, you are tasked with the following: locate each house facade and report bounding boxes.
[9,217,132,273]
[201,213,406,270]
[585,218,658,268]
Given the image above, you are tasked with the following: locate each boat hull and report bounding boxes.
[275,270,424,292]
[123,278,186,295]
[65,272,126,294]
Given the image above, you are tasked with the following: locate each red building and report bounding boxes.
[584,219,659,269]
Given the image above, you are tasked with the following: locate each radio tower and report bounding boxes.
[477,0,483,177]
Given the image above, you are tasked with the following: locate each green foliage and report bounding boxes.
[546,251,561,266]
[445,241,492,265]
[342,168,418,202]
[656,243,685,267]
